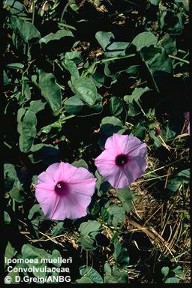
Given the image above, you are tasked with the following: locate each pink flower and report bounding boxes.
[35,162,96,220]
[95,133,147,188]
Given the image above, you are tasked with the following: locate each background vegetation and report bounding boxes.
[3,0,190,284]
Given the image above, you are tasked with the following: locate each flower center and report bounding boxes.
[54,181,69,196]
[115,154,128,167]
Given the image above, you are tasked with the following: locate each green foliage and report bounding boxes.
[109,96,126,122]
[113,239,130,268]
[161,265,184,283]
[117,188,133,213]
[4,164,24,202]
[9,16,41,44]
[16,244,62,277]
[104,263,128,283]
[76,266,103,283]
[95,31,129,57]
[38,71,62,115]
[166,169,190,195]
[98,116,127,148]
[4,242,17,264]
[106,204,125,228]
[3,0,189,284]
[78,220,101,250]
[17,108,37,152]
[39,29,74,45]
[132,32,157,52]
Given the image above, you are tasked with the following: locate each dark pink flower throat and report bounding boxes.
[115,154,128,167]
[55,181,69,196]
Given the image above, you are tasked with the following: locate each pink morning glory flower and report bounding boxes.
[35,162,96,220]
[95,133,147,188]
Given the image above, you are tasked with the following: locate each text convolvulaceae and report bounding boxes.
[35,162,96,220]
[95,133,147,188]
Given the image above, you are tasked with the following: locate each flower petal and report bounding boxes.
[104,134,122,155]
[51,193,91,220]
[35,162,96,220]
[95,133,147,188]
[95,150,115,167]
[35,185,59,218]
[123,157,147,182]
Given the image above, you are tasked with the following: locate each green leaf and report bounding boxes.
[38,71,62,115]
[28,204,43,220]
[51,222,64,236]
[166,178,181,194]
[95,31,114,51]
[165,277,180,283]
[177,169,190,182]
[72,159,88,169]
[144,48,173,74]
[95,31,129,57]
[6,63,24,69]
[29,144,60,164]
[65,51,81,60]
[39,29,73,44]
[78,235,95,250]
[149,0,160,4]
[98,116,127,148]
[62,59,80,78]
[104,263,128,283]
[4,242,17,263]
[76,276,93,283]
[6,269,20,284]
[113,239,130,267]
[9,180,25,202]
[172,266,184,277]
[3,70,9,84]
[4,163,25,202]
[10,16,41,44]
[19,244,62,277]
[166,169,190,195]
[132,32,157,51]
[78,220,101,235]
[176,0,189,11]
[71,77,97,106]
[64,96,85,115]
[124,87,151,105]
[107,205,125,228]
[163,124,176,141]
[133,121,146,138]
[78,266,103,283]
[149,130,162,147]
[17,108,37,152]
[4,0,24,15]
[19,76,31,103]
[78,220,101,250]
[29,100,46,114]
[161,266,170,277]
[117,188,133,213]
[109,96,126,122]
[158,35,177,55]
[4,211,11,224]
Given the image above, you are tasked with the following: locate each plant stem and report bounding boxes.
[143,159,184,177]
[168,55,189,64]
[31,0,35,25]
[96,54,136,64]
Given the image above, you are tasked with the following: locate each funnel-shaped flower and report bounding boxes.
[35,162,96,220]
[95,133,147,188]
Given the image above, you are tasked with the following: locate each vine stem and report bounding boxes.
[168,55,189,64]
[143,159,185,177]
